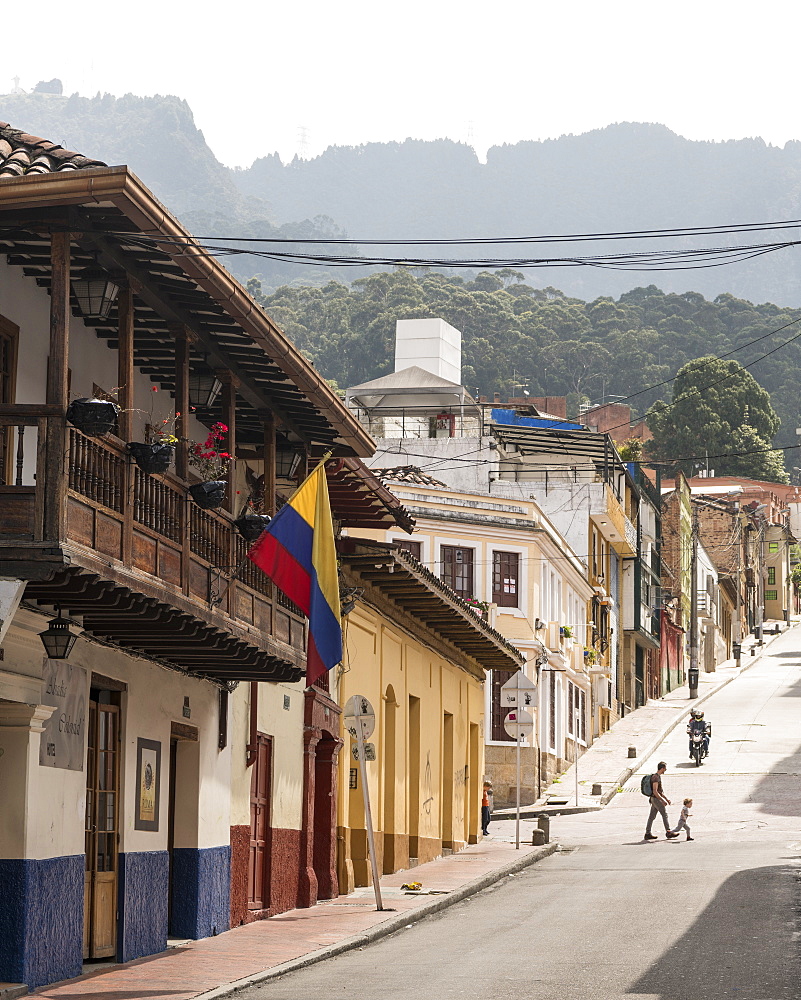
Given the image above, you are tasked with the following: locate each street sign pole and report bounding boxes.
[515,731,521,850]
[501,672,537,851]
[348,698,384,911]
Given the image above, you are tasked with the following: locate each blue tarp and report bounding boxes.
[491,408,583,430]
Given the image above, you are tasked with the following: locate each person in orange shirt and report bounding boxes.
[482,781,493,836]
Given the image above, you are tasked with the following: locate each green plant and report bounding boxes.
[561,625,574,639]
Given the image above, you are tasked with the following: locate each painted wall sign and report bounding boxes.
[39,660,88,770]
[135,738,161,831]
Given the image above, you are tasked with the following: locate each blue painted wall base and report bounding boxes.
[118,851,169,963]
[170,846,231,939]
[0,855,83,990]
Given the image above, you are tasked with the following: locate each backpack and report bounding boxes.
[640,773,655,797]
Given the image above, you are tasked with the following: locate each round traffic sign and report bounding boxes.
[504,707,535,741]
[344,694,376,741]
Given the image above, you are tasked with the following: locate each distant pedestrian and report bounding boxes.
[482,781,493,836]
[670,798,694,841]
[644,762,679,841]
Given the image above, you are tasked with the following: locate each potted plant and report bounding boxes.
[66,397,120,437]
[128,416,178,474]
[463,596,490,620]
[187,422,232,509]
[127,390,178,474]
[234,506,271,542]
[560,625,574,639]
[583,647,597,665]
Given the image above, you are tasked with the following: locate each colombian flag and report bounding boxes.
[247,463,342,684]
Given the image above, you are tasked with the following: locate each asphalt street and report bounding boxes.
[244,628,801,999]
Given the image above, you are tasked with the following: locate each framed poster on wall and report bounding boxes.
[135,738,161,831]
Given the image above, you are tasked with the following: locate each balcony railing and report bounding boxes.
[0,413,305,651]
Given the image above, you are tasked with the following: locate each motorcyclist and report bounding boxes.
[687,708,711,758]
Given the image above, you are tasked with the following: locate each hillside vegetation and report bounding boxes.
[251,270,801,452]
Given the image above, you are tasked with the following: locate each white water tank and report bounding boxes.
[394,318,462,384]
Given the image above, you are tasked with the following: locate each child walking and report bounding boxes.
[670,798,694,841]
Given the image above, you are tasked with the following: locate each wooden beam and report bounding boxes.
[73,226,315,445]
[116,284,135,441]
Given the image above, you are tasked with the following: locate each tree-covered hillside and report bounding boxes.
[250,271,801,452]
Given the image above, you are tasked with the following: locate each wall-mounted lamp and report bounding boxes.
[72,267,120,321]
[38,606,77,660]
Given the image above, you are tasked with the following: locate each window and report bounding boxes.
[441,546,474,598]
[492,551,520,607]
[490,669,516,741]
[767,566,776,586]
[765,590,778,602]
[396,539,422,560]
[769,542,780,554]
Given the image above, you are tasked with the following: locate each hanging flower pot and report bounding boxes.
[234,512,271,542]
[66,397,120,437]
[188,480,227,509]
[127,441,174,475]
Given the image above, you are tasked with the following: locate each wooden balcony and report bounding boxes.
[0,408,306,683]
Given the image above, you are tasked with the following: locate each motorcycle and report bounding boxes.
[690,729,706,767]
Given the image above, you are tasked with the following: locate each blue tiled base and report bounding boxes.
[0,855,83,990]
[118,851,169,963]
[170,845,231,939]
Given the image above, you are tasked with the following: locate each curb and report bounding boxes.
[196,842,560,999]
[600,628,786,805]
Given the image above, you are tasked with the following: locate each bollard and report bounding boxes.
[537,813,550,843]
[592,783,602,796]
[751,646,756,656]
[532,828,546,847]
[627,746,637,758]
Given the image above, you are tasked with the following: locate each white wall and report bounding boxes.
[0,609,230,859]
[394,318,461,384]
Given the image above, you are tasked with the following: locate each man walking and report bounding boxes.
[644,762,678,841]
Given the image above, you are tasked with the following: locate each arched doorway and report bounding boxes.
[312,732,339,900]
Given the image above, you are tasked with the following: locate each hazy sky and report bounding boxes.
[6,1,799,166]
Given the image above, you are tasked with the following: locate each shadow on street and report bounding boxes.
[628,865,800,998]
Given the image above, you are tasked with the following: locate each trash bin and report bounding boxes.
[732,641,741,663]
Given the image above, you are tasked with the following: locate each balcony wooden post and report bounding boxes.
[262,412,276,517]
[45,231,70,541]
[116,285,135,442]
[173,327,191,481]
[172,326,193,595]
[117,284,135,564]
[219,373,238,514]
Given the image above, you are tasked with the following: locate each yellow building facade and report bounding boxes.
[335,540,523,890]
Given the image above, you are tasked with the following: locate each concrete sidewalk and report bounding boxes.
[33,838,557,1000]
[494,620,792,818]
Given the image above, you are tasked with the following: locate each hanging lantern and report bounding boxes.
[38,607,77,660]
[71,268,120,321]
[276,449,302,479]
[188,370,223,409]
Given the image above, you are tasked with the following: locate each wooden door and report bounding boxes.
[84,701,120,959]
[248,733,272,910]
